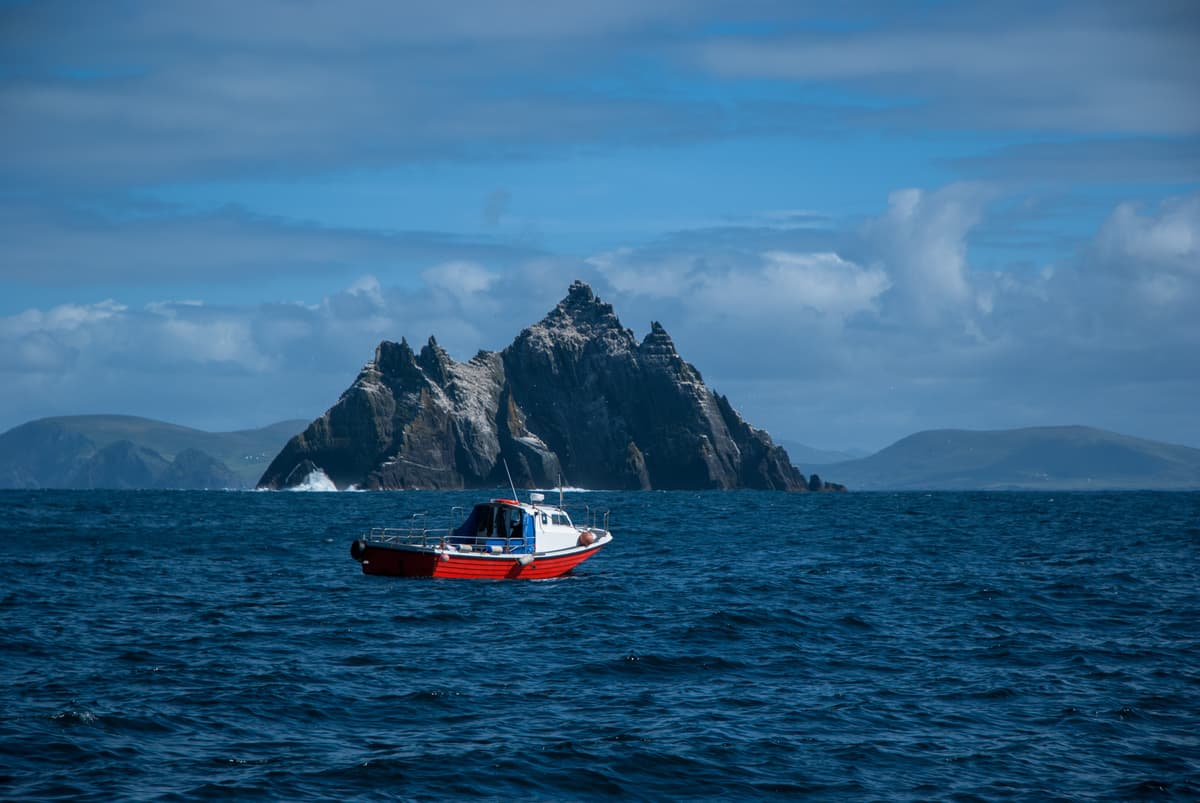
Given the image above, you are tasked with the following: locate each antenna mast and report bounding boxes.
[502,458,519,502]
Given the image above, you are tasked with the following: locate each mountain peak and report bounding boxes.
[567,279,595,303]
[554,280,616,323]
[639,320,681,363]
[418,336,454,384]
[517,280,635,354]
[259,281,807,491]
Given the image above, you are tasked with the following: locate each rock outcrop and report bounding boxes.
[257,281,808,491]
[806,473,848,493]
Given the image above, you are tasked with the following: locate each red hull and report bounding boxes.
[359,544,604,579]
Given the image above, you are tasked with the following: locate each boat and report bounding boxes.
[349,493,612,579]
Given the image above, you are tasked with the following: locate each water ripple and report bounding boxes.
[1,489,1198,800]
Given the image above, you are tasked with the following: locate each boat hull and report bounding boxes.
[358,542,605,579]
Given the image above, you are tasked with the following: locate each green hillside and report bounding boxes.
[0,416,307,489]
[824,426,1200,490]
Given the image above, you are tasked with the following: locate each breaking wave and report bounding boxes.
[286,468,338,492]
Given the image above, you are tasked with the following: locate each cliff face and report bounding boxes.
[257,281,805,491]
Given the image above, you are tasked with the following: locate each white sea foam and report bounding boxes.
[287,468,338,492]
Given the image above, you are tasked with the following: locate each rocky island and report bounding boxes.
[258,281,833,491]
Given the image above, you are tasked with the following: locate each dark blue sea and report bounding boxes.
[2,490,1198,801]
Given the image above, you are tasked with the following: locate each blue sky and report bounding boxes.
[2,0,1198,452]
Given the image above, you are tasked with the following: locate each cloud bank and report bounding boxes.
[4,188,1197,449]
[4,2,1196,189]
[1,1,1196,452]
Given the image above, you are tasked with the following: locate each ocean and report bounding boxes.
[1,490,1197,801]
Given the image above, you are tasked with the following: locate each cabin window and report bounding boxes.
[541,514,548,524]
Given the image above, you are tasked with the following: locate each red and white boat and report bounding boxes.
[349,493,612,579]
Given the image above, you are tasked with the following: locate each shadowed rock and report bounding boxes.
[258,281,807,491]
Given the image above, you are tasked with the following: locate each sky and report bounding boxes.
[1,0,1198,453]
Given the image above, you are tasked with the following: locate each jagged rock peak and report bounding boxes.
[568,279,593,300]
[418,335,455,384]
[550,281,620,327]
[640,320,678,356]
[375,337,411,362]
[258,280,813,492]
[521,280,636,353]
[420,335,450,361]
[365,338,430,392]
[374,338,416,370]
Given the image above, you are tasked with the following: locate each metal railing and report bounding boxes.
[533,502,610,534]
[362,504,611,551]
[582,505,610,534]
[362,512,453,549]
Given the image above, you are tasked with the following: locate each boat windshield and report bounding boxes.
[450,503,535,554]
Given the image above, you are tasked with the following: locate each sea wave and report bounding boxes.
[285,468,338,492]
[1,489,1197,800]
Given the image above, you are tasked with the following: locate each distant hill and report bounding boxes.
[823,426,1200,490]
[0,416,307,489]
[777,439,865,466]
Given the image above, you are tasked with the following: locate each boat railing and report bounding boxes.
[582,505,610,534]
[529,501,611,534]
[362,503,609,550]
[362,512,455,549]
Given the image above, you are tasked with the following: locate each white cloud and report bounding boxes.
[571,184,1200,450]
[1097,195,1200,275]
[1083,193,1200,315]
[694,251,889,322]
[0,262,587,430]
[588,248,699,299]
[863,184,991,325]
[159,316,261,367]
[590,244,889,331]
[0,300,127,338]
[345,275,385,306]
[421,261,498,299]
[0,298,268,375]
[2,185,1198,450]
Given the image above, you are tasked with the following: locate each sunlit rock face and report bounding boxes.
[257,281,805,491]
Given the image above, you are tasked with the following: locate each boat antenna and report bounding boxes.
[558,472,563,509]
[502,457,519,503]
